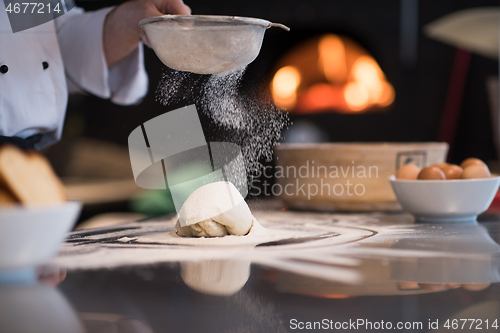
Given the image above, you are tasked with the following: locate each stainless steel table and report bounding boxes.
[2,208,500,333]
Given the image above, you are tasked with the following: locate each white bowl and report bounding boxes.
[0,202,81,271]
[389,176,500,222]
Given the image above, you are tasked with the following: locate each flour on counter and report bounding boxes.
[138,217,324,247]
[52,210,382,285]
[52,210,500,293]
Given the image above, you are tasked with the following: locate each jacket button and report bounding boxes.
[42,62,49,70]
[0,65,8,74]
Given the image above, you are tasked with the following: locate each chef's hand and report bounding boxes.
[103,0,191,68]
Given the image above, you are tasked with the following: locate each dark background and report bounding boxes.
[65,0,499,164]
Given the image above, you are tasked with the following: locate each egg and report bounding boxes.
[441,164,463,179]
[431,163,449,170]
[461,164,491,179]
[462,283,491,291]
[395,163,420,180]
[417,166,445,180]
[460,157,486,169]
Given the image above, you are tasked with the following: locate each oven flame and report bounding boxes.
[344,82,369,111]
[271,34,395,113]
[272,66,301,109]
[319,35,347,83]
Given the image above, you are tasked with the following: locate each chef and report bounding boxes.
[0,0,190,149]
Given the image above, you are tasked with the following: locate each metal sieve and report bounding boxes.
[139,15,290,74]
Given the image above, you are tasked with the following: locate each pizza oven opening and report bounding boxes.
[270,34,395,114]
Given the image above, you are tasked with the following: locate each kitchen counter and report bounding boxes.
[2,207,500,333]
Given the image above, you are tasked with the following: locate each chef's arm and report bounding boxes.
[55,1,189,105]
[103,0,191,68]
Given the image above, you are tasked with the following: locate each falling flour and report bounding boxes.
[156,67,290,177]
[156,68,289,239]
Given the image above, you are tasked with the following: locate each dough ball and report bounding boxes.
[176,181,254,237]
[175,219,228,237]
[212,201,253,235]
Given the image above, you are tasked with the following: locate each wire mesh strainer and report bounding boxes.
[139,15,290,74]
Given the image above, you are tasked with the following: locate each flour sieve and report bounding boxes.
[139,15,290,74]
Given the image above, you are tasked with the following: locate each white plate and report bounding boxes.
[0,201,81,271]
[389,176,500,222]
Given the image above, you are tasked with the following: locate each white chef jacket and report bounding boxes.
[0,3,148,149]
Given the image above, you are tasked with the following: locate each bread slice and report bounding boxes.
[0,186,18,206]
[0,145,66,206]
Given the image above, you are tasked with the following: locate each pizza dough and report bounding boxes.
[175,181,254,237]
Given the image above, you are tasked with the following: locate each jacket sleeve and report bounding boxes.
[54,7,148,105]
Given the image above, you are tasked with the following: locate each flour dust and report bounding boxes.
[156,68,290,179]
